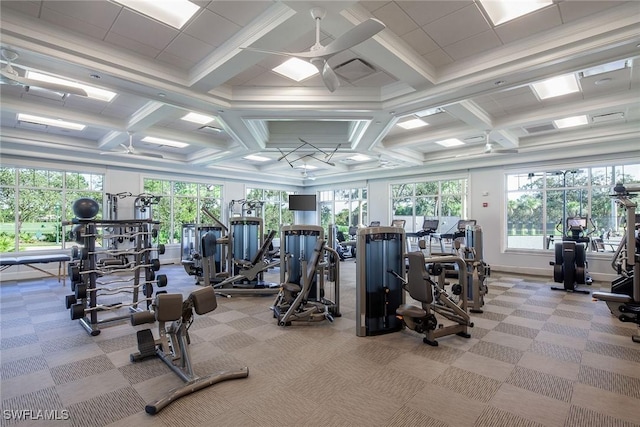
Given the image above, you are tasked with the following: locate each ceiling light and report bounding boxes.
[17,113,86,130]
[397,118,428,130]
[530,74,580,100]
[113,0,200,29]
[295,164,317,170]
[554,115,589,129]
[272,58,318,82]
[414,107,444,117]
[581,59,628,78]
[479,0,553,26]
[244,154,270,162]
[25,71,117,102]
[348,154,371,162]
[141,136,189,148]
[181,112,216,125]
[435,138,464,147]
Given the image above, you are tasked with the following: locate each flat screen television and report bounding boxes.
[288,194,317,211]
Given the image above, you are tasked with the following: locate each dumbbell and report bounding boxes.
[73,274,167,299]
[70,298,154,320]
[68,259,160,282]
[75,244,166,260]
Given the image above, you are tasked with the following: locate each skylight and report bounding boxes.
[272,58,318,82]
[244,154,270,162]
[181,112,216,125]
[348,154,371,162]
[479,0,553,26]
[17,113,86,131]
[141,136,189,148]
[531,74,580,100]
[25,71,117,102]
[397,118,428,130]
[113,0,200,29]
[435,138,464,147]
[554,115,589,129]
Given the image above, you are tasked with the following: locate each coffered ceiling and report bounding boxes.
[1,1,638,186]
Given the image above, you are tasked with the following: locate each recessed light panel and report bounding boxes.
[113,0,200,29]
[25,71,117,102]
[141,136,189,148]
[531,74,580,100]
[554,115,589,129]
[181,112,215,124]
[479,0,553,26]
[435,138,464,147]
[397,118,428,130]
[17,113,86,130]
[244,154,270,162]
[272,58,318,82]
[348,154,371,162]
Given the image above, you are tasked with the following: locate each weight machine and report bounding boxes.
[550,216,594,294]
[593,184,640,343]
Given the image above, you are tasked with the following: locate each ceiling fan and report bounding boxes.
[242,7,385,92]
[101,132,164,159]
[482,131,519,155]
[0,49,88,97]
[278,138,340,167]
[300,164,316,181]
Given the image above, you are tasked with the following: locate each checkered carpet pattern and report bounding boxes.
[1,262,639,427]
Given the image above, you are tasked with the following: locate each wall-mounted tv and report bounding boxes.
[289,194,317,211]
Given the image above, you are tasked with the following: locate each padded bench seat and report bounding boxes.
[0,253,71,284]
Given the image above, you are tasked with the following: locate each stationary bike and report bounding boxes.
[550,216,594,294]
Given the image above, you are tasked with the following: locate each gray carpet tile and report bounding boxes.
[433,366,502,403]
[50,354,116,385]
[510,309,552,321]
[1,387,65,427]
[564,405,640,427]
[502,290,535,298]
[226,315,270,331]
[386,405,450,427]
[584,340,640,363]
[552,308,593,321]
[469,340,524,364]
[1,354,49,380]
[413,342,466,364]
[187,314,220,331]
[0,333,39,350]
[489,285,513,292]
[353,340,405,365]
[0,317,31,328]
[469,326,491,339]
[474,405,546,427]
[486,299,522,309]
[529,340,583,363]
[95,333,138,353]
[65,387,145,427]
[590,322,639,337]
[560,298,597,308]
[493,322,540,339]
[40,334,97,353]
[118,357,169,385]
[470,310,508,321]
[578,365,640,399]
[513,283,543,291]
[505,366,574,402]
[524,298,559,308]
[541,322,590,338]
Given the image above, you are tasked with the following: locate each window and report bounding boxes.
[390,178,468,232]
[319,188,367,236]
[143,178,222,245]
[505,163,639,251]
[245,188,293,236]
[0,167,103,252]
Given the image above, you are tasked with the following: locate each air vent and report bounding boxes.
[592,112,624,123]
[463,135,486,143]
[17,120,48,131]
[198,125,223,134]
[334,59,376,81]
[524,124,556,134]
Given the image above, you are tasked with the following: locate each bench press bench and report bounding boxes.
[0,253,71,285]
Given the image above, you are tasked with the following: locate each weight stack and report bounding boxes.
[355,226,405,336]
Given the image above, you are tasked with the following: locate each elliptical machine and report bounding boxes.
[550,216,593,294]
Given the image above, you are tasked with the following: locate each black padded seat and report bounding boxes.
[283,282,302,293]
[396,304,426,318]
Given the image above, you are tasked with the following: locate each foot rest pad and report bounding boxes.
[136,329,156,358]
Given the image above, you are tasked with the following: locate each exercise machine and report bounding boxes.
[356,225,405,336]
[550,216,593,294]
[593,183,640,343]
[390,252,473,346]
[130,286,249,414]
[272,239,340,325]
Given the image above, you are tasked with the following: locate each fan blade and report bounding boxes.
[310,58,339,92]
[317,18,385,58]
[240,47,296,58]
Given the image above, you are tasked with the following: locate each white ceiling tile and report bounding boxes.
[492,91,541,113]
[559,1,626,23]
[225,65,268,86]
[371,2,419,37]
[443,29,502,61]
[40,7,109,41]
[396,1,472,27]
[206,1,273,26]
[359,1,391,13]
[104,31,161,59]
[242,71,304,87]
[423,3,491,47]
[162,33,215,64]
[156,51,196,71]
[184,9,241,47]
[352,71,396,87]
[42,1,121,29]
[109,9,179,51]
[0,1,41,17]
[422,49,454,68]
[401,28,440,55]
[494,7,562,45]
[580,67,631,99]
